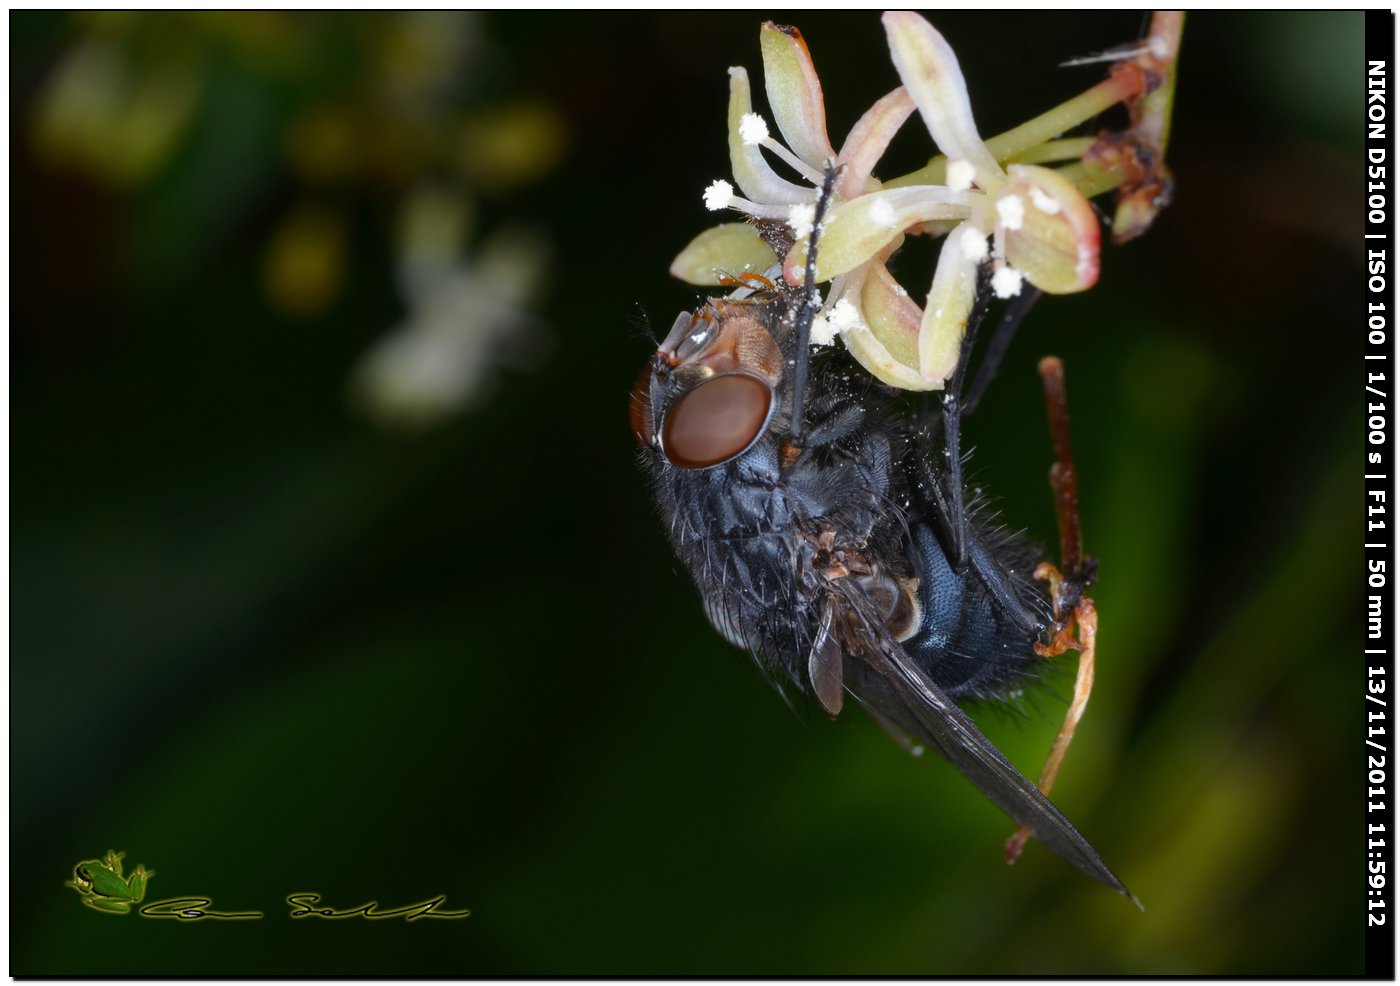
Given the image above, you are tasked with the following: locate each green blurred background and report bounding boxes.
[11,10,1365,975]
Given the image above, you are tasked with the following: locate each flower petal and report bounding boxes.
[1000,164,1099,293]
[882,11,1002,187]
[919,219,981,383]
[670,223,778,285]
[847,262,943,389]
[799,265,925,390]
[727,67,812,205]
[836,86,915,199]
[782,185,976,283]
[759,22,836,170]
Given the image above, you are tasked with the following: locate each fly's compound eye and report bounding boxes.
[660,373,774,469]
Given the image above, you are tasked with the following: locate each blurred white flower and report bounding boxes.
[351,184,550,431]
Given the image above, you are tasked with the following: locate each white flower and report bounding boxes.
[670,13,1119,391]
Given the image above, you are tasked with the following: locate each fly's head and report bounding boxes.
[630,292,791,472]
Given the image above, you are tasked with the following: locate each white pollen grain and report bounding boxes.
[788,203,816,238]
[809,313,836,347]
[828,298,863,333]
[957,226,989,261]
[991,264,1024,298]
[738,113,769,146]
[946,159,975,192]
[996,194,1025,231]
[868,197,898,227]
[703,179,734,211]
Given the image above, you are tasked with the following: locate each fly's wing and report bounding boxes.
[828,579,1135,902]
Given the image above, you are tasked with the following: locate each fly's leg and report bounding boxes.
[924,279,1046,635]
[936,278,1043,574]
[1006,355,1101,865]
[934,297,983,571]
[962,286,1043,418]
[782,162,841,464]
[1006,579,1097,864]
[1033,355,1098,643]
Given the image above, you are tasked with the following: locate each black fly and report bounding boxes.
[631,167,1133,902]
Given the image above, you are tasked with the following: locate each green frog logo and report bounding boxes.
[65,850,152,914]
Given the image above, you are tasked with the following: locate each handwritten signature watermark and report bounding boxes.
[66,851,470,922]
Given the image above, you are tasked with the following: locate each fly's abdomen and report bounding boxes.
[904,524,1043,701]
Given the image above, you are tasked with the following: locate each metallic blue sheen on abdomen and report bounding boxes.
[905,523,1040,701]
